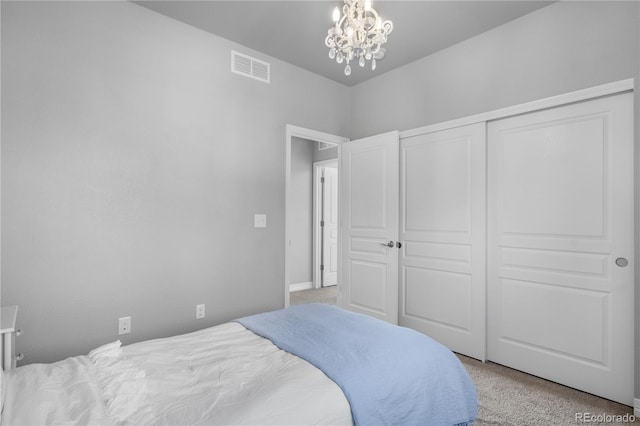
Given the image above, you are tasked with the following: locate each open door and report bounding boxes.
[339,131,399,324]
[321,165,339,287]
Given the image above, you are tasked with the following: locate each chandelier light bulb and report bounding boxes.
[332,7,340,23]
[325,0,392,76]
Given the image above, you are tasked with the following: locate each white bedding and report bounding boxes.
[1,322,353,425]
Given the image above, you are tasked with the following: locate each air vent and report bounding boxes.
[231,50,270,84]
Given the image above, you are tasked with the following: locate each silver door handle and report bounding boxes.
[380,241,394,248]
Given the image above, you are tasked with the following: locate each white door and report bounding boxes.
[322,166,339,287]
[399,123,486,360]
[487,93,634,405]
[340,131,399,324]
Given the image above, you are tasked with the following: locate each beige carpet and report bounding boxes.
[458,355,638,425]
[290,286,337,306]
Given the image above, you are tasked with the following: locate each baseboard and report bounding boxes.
[634,398,640,417]
[289,281,313,292]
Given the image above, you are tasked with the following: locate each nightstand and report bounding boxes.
[1,306,18,370]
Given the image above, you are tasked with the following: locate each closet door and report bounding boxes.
[487,93,634,405]
[399,123,486,360]
[340,131,400,324]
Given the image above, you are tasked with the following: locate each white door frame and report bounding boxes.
[285,125,348,307]
[313,159,339,289]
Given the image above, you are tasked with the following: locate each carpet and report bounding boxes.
[458,355,638,425]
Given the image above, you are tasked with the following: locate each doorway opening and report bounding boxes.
[285,125,348,308]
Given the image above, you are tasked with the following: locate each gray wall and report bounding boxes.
[350,1,638,139]
[351,0,640,401]
[289,137,314,286]
[1,1,350,365]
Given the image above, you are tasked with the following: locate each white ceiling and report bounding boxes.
[135,1,553,86]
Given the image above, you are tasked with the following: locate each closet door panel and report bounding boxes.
[487,93,634,405]
[499,116,605,237]
[404,266,472,331]
[500,279,607,363]
[404,137,471,235]
[399,123,486,361]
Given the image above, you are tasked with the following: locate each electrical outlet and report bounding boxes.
[118,316,131,335]
[254,214,267,228]
[196,304,205,319]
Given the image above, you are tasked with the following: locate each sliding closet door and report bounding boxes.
[399,123,486,360]
[340,131,399,324]
[487,93,634,405]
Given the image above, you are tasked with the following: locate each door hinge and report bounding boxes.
[320,265,324,271]
[321,177,325,183]
[320,220,325,227]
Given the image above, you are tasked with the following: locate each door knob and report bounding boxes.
[380,241,394,248]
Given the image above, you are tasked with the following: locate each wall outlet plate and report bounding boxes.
[196,304,205,319]
[118,316,131,335]
[254,214,267,228]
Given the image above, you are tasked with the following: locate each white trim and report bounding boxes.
[400,79,634,139]
[289,281,313,292]
[285,125,349,308]
[287,125,349,146]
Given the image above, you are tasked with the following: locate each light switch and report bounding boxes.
[254,214,267,228]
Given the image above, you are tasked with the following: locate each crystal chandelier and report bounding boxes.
[325,0,393,76]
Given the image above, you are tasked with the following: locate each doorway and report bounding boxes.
[285,125,348,308]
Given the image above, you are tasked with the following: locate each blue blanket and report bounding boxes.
[236,303,477,426]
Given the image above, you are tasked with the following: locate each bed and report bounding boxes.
[1,303,477,425]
